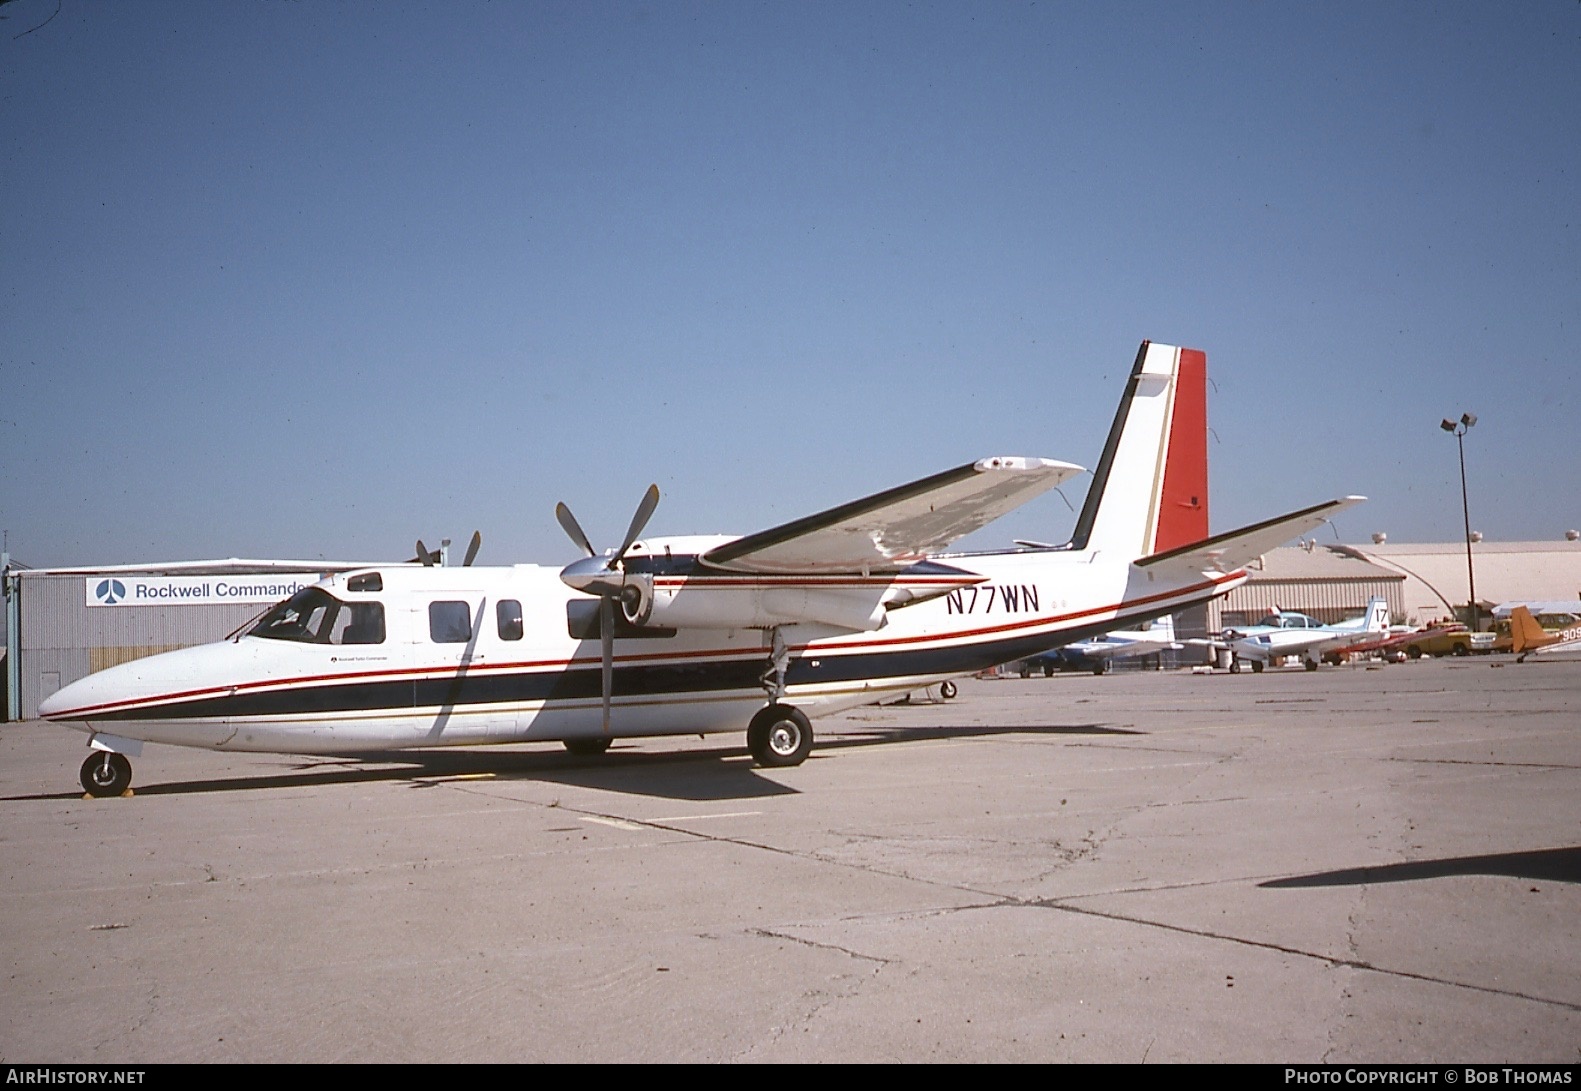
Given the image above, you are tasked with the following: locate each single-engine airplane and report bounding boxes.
[1507,605,1581,662]
[1212,597,1390,673]
[42,341,1362,796]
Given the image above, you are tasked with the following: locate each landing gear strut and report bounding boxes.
[746,704,812,768]
[81,752,132,798]
[758,627,790,700]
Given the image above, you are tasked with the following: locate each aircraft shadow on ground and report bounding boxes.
[1261,846,1581,888]
[12,721,1134,804]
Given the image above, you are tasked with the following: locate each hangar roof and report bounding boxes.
[1245,546,1401,582]
[11,558,392,577]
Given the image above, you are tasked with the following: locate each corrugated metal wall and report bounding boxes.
[1209,578,1403,629]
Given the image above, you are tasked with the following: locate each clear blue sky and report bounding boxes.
[3,1,1577,569]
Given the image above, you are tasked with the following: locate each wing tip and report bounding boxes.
[972,456,1085,475]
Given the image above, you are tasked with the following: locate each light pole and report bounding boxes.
[1440,412,1478,631]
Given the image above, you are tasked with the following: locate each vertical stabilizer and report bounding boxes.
[1364,597,1390,635]
[1069,342,1210,558]
[1509,606,1550,656]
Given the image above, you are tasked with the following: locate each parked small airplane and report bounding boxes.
[41,341,1362,796]
[1213,598,1390,673]
[1021,615,1181,675]
[1507,605,1581,662]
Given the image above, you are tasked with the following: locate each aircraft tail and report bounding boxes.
[1070,342,1209,559]
[1509,606,1550,656]
[1146,614,1177,641]
[1362,596,1389,635]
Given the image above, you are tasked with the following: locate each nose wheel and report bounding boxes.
[81,752,132,798]
[746,704,812,768]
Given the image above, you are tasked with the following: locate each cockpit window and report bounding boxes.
[250,588,385,645]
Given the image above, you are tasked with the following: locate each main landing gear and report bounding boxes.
[81,751,132,798]
[745,625,812,768]
[747,704,812,768]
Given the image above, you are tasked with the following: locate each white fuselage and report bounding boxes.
[40,550,1243,756]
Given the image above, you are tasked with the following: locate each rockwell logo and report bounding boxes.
[94,579,127,605]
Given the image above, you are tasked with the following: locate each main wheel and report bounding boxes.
[1250,659,1265,673]
[1304,658,1320,671]
[81,752,132,798]
[747,704,813,768]
[939,680,958,699]
[1229,658,1242,674]
[563,737,612,756]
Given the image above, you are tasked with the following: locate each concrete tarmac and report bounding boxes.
[2,657,1578,1063]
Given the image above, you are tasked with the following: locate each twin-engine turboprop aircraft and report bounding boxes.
[42,341,1362,796]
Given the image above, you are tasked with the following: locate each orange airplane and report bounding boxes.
[1507,606,1581,662]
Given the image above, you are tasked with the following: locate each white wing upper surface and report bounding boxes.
[1136,496,1366,582]
[700,457,1083,575]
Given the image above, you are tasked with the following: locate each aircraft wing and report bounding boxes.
[1135,496,1366,582]
[1070,634,1179,660]
[700,457,1082,575]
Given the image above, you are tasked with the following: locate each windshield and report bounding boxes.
[249,587,385,645]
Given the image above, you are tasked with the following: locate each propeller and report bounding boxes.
[555,485,661,733]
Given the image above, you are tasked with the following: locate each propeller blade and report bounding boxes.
[555,503,596,559]
[612,484,661,564]
[600,595,614,735]
[462,530,482,567]
[415,539,434,567]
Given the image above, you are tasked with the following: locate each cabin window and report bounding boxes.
[347,572,383,593]
[497,599,523,641]
[429,601,473,643]
[250,588,385,645]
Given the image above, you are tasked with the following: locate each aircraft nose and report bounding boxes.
[36,646,205,722]
[38,674,95,721]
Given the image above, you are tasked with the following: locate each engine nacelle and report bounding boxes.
[621,577,891,633]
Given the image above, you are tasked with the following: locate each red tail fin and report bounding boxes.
[1153,347,1209,553]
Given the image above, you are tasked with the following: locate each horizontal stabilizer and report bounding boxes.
[703,457,1083,574]
[1135,496,1366,582]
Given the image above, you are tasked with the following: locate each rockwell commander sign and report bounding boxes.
[86,575,321,607]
